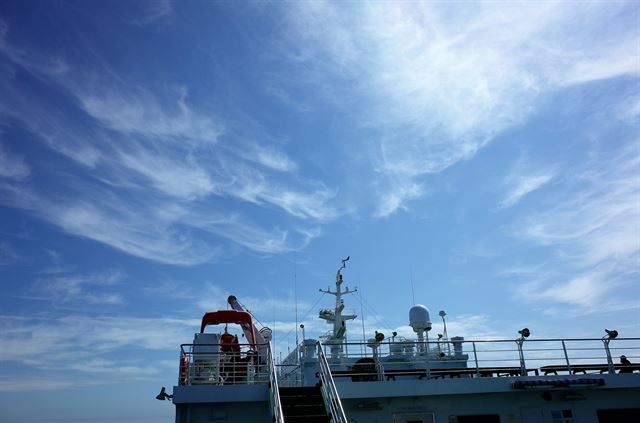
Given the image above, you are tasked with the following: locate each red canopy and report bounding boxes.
[200,310,257,346]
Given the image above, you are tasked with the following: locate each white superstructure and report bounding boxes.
[166,259,640,423]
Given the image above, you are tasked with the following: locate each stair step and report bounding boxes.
[283,405,326,414]
[280,386,321,393]
[279,386,329,421]
[284,416,330,423]
[281,397,323,406]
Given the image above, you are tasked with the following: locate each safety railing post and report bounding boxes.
[561,340,571,374]
[516,338,526,376]
[316,342,347,423]
[268,343,284,423]
[603,338,615,374]
[472,342,480,377]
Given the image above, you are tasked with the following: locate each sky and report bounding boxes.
[0,0,638,421]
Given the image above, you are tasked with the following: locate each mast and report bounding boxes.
[319,256,357,358]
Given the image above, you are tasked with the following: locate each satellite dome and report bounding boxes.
[409,304,432,332]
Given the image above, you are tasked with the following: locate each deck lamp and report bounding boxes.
[516,328,530,376]
[604,329,618,340]
[155,387,173,401]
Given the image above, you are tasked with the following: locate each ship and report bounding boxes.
[160,258,640,423]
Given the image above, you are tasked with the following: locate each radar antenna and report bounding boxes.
[336,256,350,282]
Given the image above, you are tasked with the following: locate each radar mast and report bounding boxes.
[319,256,357,357]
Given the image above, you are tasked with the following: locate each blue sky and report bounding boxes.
[0,1,638,421]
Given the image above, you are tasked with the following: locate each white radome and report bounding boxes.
[409,304,432,332]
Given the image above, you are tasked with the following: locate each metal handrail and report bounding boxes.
[317,341,348,423]
[179,342,270,386]
[317,337,640,379]
[267,343,284,423]
[275,363,302,387]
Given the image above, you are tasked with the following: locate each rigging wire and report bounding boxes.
[281,291,327,342]
[358,281,366,356]
[356,289,395,335]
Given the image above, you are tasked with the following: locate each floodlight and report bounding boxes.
[155,387,173,401]
[604,329,618,339]
[518,328,530,338]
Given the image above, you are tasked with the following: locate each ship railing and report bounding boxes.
[318,337,640,380]
[275,363,302,387]
[317,341,348,423]
[267,343,284,423]
[178,342,271,386]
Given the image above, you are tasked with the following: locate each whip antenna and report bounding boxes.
[410,268,416,305]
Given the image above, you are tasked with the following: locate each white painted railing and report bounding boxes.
[317,337,640,380]
[267,343,284,423]
[317,341,348,423]
[178,343,270,386]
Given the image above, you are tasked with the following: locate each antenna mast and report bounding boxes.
[318,256,357,358]
[294,257,299,362]
[410,268,416,305]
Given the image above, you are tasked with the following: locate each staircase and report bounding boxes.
[279,386,330,423]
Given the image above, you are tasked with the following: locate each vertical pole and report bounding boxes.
[517,339,526,376]
[425,331,430,356]
[373,347,383,381]
[603,339,615,374]
[472,342,480,377]
[561,340,571,374]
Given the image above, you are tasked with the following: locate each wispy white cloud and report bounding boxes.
[499,159,556,209]
[215,160,338,221]
[35,269,125,305]
[0,377,94,392]
[0,142,30,181]
[615,93,640,127]
[374,180,424,218]
[0,23,339,261]
[518,145,639,263]
[0,314,198,366]
[76,84,221,144]
[52,200,221,265]
[0,313,197,390]
[500,173,555,209]
[0,18,69,76]
[190,213,321,254]
[264,84,312,112]
[0,241,22,265]
[244,143,299,173]
[129,0,174,27]
[276,1,639,215]
[517,267,614,309]
[509,142,640,314]
[0,181,221,264]
[113,142,216,200]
